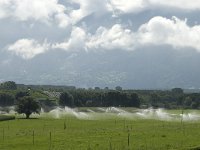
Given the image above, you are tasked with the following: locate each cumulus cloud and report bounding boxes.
[87,24,135,50]
[1,0,200,29]
[68,0,200,19]
[0,0,11,19]
[52,27,87,51]
[8,39,50,59]
[149,0,200,10]
[69,0,109,24]
[55,13,71,28]
[0,0,70,28]
[52,24,135,52]
[54,16,200,52]
[0,0,111,28]
[138,16,200,50]
[7,16,200,59]
[0,0,110,28]
[108,0,200,14]
[88,16,200,51]
[108,0,146,14]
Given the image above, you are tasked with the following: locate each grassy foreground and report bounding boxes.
[0,116,200,150]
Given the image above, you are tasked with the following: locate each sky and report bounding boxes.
[1,0,200,89]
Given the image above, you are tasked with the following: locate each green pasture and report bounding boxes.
[1,114,200,150]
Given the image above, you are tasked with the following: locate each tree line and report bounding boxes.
[59,90,140,107]
[1,81,200,110]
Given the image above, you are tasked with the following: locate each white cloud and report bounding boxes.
[68,0,200,20]
[8,39,50,59]
[8,16,200,59]
[69,0,109,24]
[0,0,70,28]
[108,0,200,14]
[53,27,87,51]
[53,24,136,51]
[67,0,200,26]
[55,13,71,28]
[87,24,135,50]
[108,0,146,14]
[149,0,200,10]
[138,16,200,51]
[0,0,11,19]
[1,0,200,29]
[55,16,200,52]
[0,0,110,28]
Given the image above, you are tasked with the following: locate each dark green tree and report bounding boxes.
[15,91,30,101]
[104,91,120,106]
[0,81,17,90]
[171,88,183,94]
[191,101,199,109]
[150,93,160,108]
[15,97,40,119]
[94,87,101,90]
[183,96,192,108]
[59,92,74,107]
[104,87,109,90]
[129,93,140,107]
[0,93,14,106]
[115,86,122,91]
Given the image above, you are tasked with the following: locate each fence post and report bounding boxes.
[33,130,34,145]
[128,132,130,149]
[49,131,52,150]
[3,128,4,142]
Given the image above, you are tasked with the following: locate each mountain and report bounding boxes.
[1,45,200,89]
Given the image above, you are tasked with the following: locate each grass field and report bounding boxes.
[1,116,200,150]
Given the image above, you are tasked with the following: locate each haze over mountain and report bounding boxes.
[1,0,200,89]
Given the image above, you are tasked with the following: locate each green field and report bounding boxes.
[1,112,200,150]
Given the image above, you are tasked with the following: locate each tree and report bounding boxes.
[129,93,140,107]
[59,92,74,107]
[0,81,17,90]
[191,101,199,109]
[15,91,30,101]
[104,87,109,90]
[171,88,183,94]
[150,93,160,108]
[115,86,122,91]
[15,97,40,119]
[0,93,14,106]
[104,91,122,107]
[183,96,192,108]
[94,87,100,90]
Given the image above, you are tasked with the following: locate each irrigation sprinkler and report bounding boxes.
[181,109,184,125]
